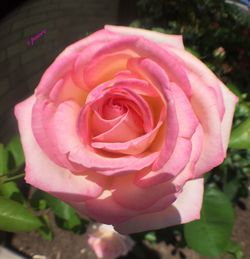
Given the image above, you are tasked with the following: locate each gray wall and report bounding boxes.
[0,0,119,143]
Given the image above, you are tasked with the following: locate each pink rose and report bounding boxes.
[87,224,134,259]
[15,25,238,234]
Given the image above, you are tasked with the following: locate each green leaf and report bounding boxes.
[37,215,53,241]
[0,143,8,176]
[43,193,76,220]
[7,136,24,168]
[229,118,250,149]
[0,181,26,204]
[184,187,234,257]
[55,213,82,231]
[43,193,85,232]
[144,232,157,244]
[226,240,243,259]
[223,171,243,201]
[0,196,42,232]
[30,189,48,211]
[129,20,141,28]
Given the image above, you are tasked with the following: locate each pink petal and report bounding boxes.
[69,146,159,176]
[171,82,199,138]
[219,81,238,152]
[111,77,159,97]
[105,25,184,49]
[135,79,200,185]
[14,96,106,203]
[133,38,192,97]
[84,52,132,88]
[31,98,69,168]
[36,54,78,96]
[73,42,108,89]
[86,78,156,133]
[114,178,204,234]
[123,87,154,132]
[91,109,124,136]
[189,73,225,176]
[135,137,192,187]
[92,109,143,143]
[58,29,120,58]
[49,75,87,105]
[38,97,157,176]
[74,37,138,90]
[169,47,225,119]
[84,191,136,224]
[90,36,191,97]
[92,120,163,155]
[84,190,177,225]
[112,173,176,211]
[32,98,83,173]
[128,57,179,170]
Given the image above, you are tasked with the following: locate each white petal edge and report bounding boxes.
[105,25,184,49]
[219,81,238,153]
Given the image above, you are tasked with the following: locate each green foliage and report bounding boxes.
[226,240,244,259]
[37,215,53,241]
[0,135,88,238]
[6,135,24,168]
[0,181,26,204]
[43,192,86,233]
[31,190,88,234]
[144,231,157,244]
[230,118,250,149]
[0,196,42,232]
[0,137,43,234]
[0,143,8,176]
[184,187,234,257]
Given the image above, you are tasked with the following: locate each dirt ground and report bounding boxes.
[7,196,250,259]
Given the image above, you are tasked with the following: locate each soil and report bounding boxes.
[3,197,250,259]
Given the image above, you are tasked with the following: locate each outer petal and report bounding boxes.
[105,25,184,49]
[58,29,121,58]
[135,137,192,186]
[114,178,204,234]
[112,174,173,211]
[14,96,106,202]
[32,98,83,173]
[84,191,136,224]
[168,47,225,119]
[189,73,225,176]
[219,81,238,152]
[36,54,78,96]
[83,190,177,225]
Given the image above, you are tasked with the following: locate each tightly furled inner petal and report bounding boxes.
[92,109,144,143]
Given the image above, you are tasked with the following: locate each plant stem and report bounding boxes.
[3,173,25,183]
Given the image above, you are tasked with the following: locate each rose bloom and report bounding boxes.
[15,25,238,234]
[87,224,134,259]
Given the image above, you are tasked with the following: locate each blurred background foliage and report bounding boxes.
[131,0,250,95]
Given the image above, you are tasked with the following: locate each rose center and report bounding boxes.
[102,98,127,120]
